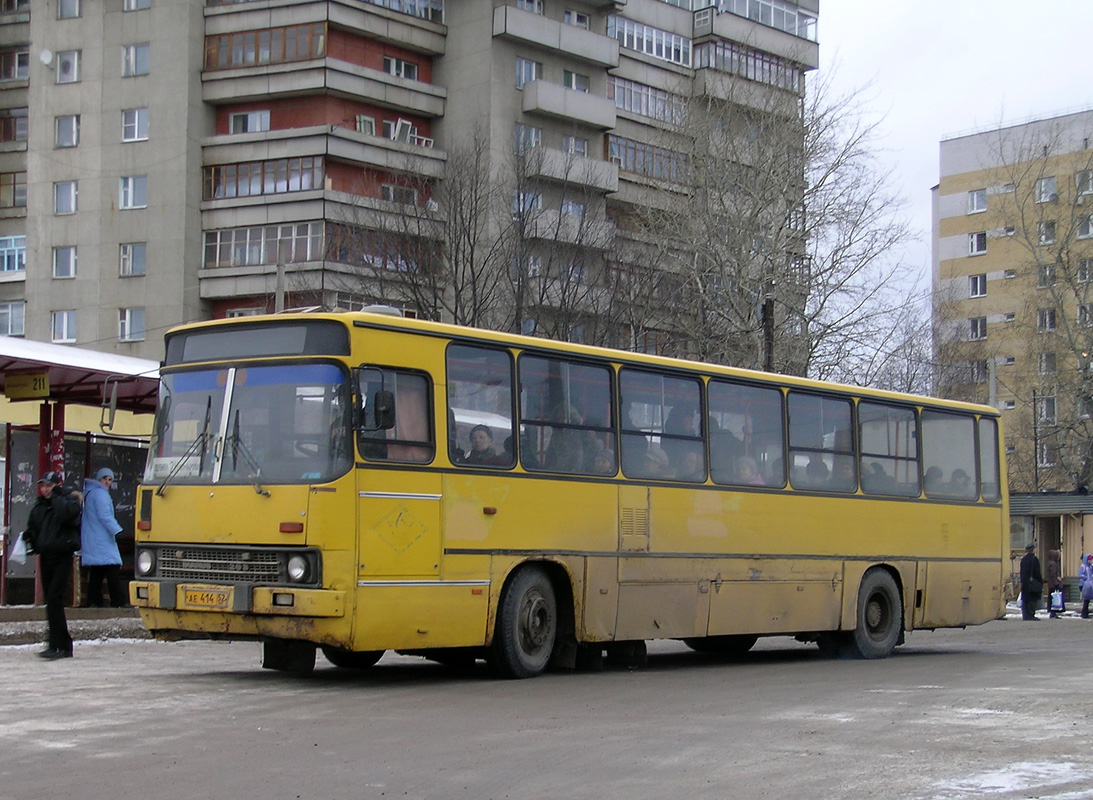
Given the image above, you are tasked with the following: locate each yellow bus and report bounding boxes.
[130,310,1008,677]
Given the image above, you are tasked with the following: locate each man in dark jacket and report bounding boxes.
[24,471,82,659]
[1020,542,1044,622]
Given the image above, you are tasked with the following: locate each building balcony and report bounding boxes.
[693,69,801,117]
[203,125,447,179]
[693,8,819,70]
[525,147,618,193]
[526,209,615,250]
[521,81,616,130]
[205,0,446,56]
[203,58,447,118]
[493,6,619,68]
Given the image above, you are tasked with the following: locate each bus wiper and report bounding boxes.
[155,397,213,497]
[228,409,271,497]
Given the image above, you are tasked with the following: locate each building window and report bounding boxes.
[608,16,691,67]
[1037,308,1056,332]
[229,110,269,134]
[1078,170,1093,196]
[122,43,150,77]
[1080,259,1093,284]
[1004,269,1017,279]
[1003,312,1016,323]
[1080,304,1093,328]
[55,115,79,148]
[563,70,590,92]
[53,246,77,278]
[355,115,375,135]
[515,57,542,89]
[1080,216,1093,239]
[608,135,687,182]
[120,242,146,276]
[58,0,79,19]
[51,310,76,343]
[119,308,145,341]
[54,181,77,214]
[204,222,323,268]
[513,191,542,215]
[120,175,148,208]
[124,0,150,9]
[561,199,585,217]
[969,360,989,383]
[122,108,149,141]
[968,316,986,341]
[969,273,986,297]
[0,49,29,81]
[1036,176,1057,203]
[608,76,685,124]
[0,107,26,143]
[1037,442,1057,467]
[204,157,324,199]
[0,172,25,208]
[562,135,588,157]
[692,39,802,93]
[968,188,986,213]
[1037,393,1057,424]
[0,0,30,12]
[564,10,589,28]
[382,56,418,81]
[204,23,327,70]
[1038,263,1056,287]
[1038,220,1056,245]
[968,231,986,255]
[513,123,541,153]
[0,235,25,272]
[381,184,418,205]
[0,300,24,336]
[1001,400,1016,411]
[57,50,80,83]
[719,0,817,40]
[516,0,544,12]
[1038,352,1056,375]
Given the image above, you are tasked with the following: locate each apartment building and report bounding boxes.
[0,0,818,364]
[934,109,1093,493]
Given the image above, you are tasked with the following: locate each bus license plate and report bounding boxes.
[183,589,230,611]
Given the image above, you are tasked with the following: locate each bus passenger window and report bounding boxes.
[519,355,614,476]
[921,410,978,499]
[788,392,855,492]
[446,344,515,469]
[708,380,784,487]
[858,402,919,497]
[620,369,703,481]
[357,369,434,463]
[979,417,1001,502]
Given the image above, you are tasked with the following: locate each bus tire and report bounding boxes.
[851,569,902,659]
[683,634,758,657]
[321,645,384,670]
[262,639,316,675]
[490,565,557,679]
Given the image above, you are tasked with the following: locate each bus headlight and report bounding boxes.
[286,554,310,583]
[136,549,156,577]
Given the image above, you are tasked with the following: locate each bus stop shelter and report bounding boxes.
[0,337,159,604]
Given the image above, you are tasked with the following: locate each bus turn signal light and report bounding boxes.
[279,522,304,533]
[137,521,151,531]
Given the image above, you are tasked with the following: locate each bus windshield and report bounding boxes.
[146,362,352,485]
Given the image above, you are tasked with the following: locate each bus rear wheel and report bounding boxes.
[683,634,758,657]
[851,569,902,659]
[321,646,384,670]
[490,565,557,679]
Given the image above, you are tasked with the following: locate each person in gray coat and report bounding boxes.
[80,468,127,608]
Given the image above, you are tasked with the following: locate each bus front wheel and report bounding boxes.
[321,645,384,670]
[490,565,557,679]
[851,569,902,659]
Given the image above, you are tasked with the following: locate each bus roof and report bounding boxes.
[164,310,999,418]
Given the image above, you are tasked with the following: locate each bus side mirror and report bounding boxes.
[99,379,119,433]
[372,390,396,430]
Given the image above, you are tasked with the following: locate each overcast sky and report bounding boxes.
[818,1,1091,288]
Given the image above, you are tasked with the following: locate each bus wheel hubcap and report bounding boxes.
[520,592,549,650]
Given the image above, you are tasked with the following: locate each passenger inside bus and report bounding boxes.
[733,456,765,486]
[463,424,510,467]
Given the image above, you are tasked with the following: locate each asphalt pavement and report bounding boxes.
[0,605,147,647]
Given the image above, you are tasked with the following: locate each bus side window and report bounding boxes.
[708,380,784,488]
[787,392,855,493]
[446,344,515,469]
[519,355,614,476]
[921,410,978,499]
[858,402,919,497]
[619,368,702,481]
[979,417,1001,502]
[357,369,434,463]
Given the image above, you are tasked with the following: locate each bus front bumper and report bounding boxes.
[130,581,345,618]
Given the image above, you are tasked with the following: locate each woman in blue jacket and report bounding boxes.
[81,468,127,607]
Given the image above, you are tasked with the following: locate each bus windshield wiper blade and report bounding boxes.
[229,409,271,497]
[156,397,212,497]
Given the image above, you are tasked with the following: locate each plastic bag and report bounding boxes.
[1051,590,1064,611]
[9,531,27,565]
